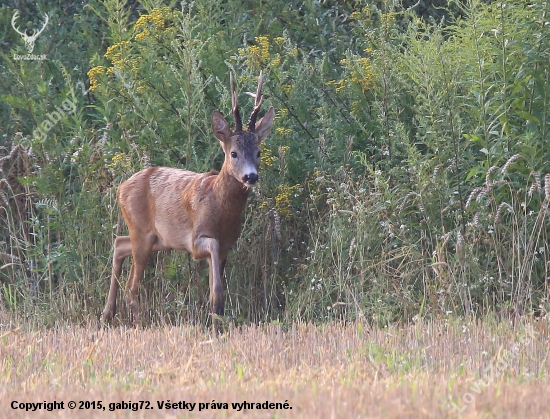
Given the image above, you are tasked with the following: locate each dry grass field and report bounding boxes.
[1,319,550,418]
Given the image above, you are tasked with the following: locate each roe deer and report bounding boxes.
[102,72,275,324]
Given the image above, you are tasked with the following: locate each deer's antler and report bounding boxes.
[247,71,264,132]
[230,72,243,133]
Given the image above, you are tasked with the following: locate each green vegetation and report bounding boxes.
[1,0,549,326]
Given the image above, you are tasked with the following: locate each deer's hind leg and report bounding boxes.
[102,236,133,323]
[126,233,156,325]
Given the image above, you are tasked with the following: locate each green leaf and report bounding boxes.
[516,111,541,124]
[466,166,482,180]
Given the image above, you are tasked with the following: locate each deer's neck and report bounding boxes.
[213,167,250,211]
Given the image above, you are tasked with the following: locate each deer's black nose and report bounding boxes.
[243,173,258,185]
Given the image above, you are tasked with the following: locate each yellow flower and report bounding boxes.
[277,108,288,118]
[134,8,176,42]
[104,41,130,60]
[135,29,150,42]
[381,12,396,26]
[351,57,375,91]
[276,127,292,137]
[271,53,281,67]
[165,27,177,37]
[108,152,131,170]
[239,36,271,70]
[134,7,173,31]
[256,36,270,59]
[87,66,105,91]
[329,79,346,93]
[103,41,141,77]
[281,84,292,94]
[349,7,371,21]
[260,144,275,168]
[335,55,375,93]
[135,80,147,94]
[275,183,300,218]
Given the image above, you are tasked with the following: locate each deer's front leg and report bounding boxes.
[193,237,224,315]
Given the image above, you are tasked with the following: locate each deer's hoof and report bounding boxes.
[101,308,115,324]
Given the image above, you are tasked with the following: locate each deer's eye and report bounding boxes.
[231,152,238,158]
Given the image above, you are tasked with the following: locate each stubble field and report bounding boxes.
[1,319,549,418]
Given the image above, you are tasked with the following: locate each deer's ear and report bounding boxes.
[212,111,231,143]
[255,107,275,142]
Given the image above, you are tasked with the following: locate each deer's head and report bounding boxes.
[212,72,275,188]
